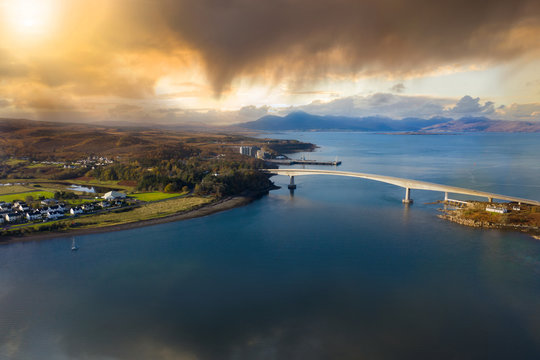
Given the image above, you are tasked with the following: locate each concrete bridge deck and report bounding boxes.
[263,168,540,206]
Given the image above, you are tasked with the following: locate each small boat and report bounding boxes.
[71,237,79,251]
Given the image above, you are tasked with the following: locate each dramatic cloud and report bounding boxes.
[447,95,495,116]
[278,94,540,121]
[158,0,540,93]
[1,0,540,122]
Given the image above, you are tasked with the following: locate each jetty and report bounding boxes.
[265,159,341,166]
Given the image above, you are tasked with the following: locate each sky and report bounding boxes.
[1,0,540,125]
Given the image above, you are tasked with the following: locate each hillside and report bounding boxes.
[236,112,540,132]
[0,118,314,161]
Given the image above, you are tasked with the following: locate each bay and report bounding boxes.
[1,132,539,359]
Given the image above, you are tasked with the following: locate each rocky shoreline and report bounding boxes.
[438,211,540,239]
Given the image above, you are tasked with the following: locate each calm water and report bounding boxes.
[1,133,540,360]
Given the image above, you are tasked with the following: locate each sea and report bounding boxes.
[1,132,539,359]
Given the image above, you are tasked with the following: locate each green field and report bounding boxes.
[3,159,27,166]
[130,191,187,202]
[0,191,55,203]
[0,185,33,195]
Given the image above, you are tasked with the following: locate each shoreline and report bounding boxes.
[0,190,270,245]
[438,212,540,240]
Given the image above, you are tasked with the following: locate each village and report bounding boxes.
[0,190,129,227]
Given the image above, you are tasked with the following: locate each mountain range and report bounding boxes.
[237,111,540,132]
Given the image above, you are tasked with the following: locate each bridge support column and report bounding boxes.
[488,197,493,203]
[444,192,448,202]
[288,176,297,190]
[402,187,413,204]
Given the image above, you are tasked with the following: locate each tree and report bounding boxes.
[164,183,178,193]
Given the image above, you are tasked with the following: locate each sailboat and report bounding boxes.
[71,237,79,251]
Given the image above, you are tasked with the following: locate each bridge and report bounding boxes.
[263,168,540,206]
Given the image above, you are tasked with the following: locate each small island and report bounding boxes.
[439,200,540,239]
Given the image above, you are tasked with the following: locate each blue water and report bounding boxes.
[1,132,540,359]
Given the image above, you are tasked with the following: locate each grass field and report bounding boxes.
[3,159,27,166]
[0,191,55,203]
[130,191,187,202]
[0,185,34,195]
[72,196,213,229]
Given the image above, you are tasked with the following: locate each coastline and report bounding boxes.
[0,190,270,245]
[438,212,540,240]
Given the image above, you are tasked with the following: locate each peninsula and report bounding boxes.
[0,118,314,241]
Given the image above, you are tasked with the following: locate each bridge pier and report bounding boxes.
[488,197,493,203]
[444,192,448,202]
[402,187,413,204]
[288,175,297,190]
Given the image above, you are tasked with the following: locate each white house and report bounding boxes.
[46,211,64,219]
[486,206,507,214]
[47,204,65,213]
[16,203,30,212]
[26,211,42,221]
[70,207,83,215]
[102,191,126,200]
[81,204,95,212]
[99,201,111,208]
[5,213,22,222]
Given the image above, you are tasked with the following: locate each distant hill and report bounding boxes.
[236,111,540,132]
[421,117,540,133]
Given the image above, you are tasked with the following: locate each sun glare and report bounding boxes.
[3,0,58,36]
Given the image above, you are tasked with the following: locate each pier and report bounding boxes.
[265,159,342,166]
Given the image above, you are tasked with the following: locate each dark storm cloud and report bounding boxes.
[156,0,540,93]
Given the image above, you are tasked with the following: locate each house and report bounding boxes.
[15,202,30,212]
[70,207,83,215]
[99,201,111,208]
[486,206,507,214]
[102,191,126,200]
[5,212,22,222]
[46,211,64,219]
[41,199,58,206]
[26,211,42,221]
[81,204,95,212]
[512,205,521,211]
[47,204,65,213]
[0,203,12,211]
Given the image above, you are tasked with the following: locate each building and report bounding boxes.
[99,201,111,208]
[41,199,58,206]
[239,146,259,157]
[81,204,95,212]
[15,202,30,212]
[46,211,64,219]
[102,191,126,200]
[256,149,270,159]
[486,206,507,214]
[70,207,84,215]
[26,211,42,221]
[0,203,12,211]
[5,213,22,222]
